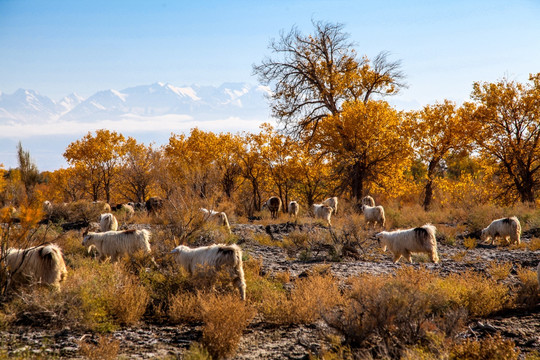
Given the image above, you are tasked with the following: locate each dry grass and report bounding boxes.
[486,260,513,281]
[199,293,255,359]
[326,267,509,358]
[78,335,120,360]
[527,237,540,251]
[449,334,519,360]
[168,292,202,324]
[514,266,540,309]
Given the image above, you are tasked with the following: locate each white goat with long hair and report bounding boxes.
[313,204,333,226]
[361,204,386,228]
[99,213,118,232]
[171,243,246,300]
[200,208,232,234]
[376,224,439,264]
[481,216,521,245]
[288,201,299,218]
[3,243,67,289]
[82,229,151,262]
[361,195,375,207]
[323,197,338,215]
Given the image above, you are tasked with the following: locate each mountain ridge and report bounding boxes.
[0,82,271,123]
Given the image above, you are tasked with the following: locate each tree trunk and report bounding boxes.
[423,180,434,211]
[350,162,364,201]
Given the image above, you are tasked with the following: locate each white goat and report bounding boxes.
[323,197,338,215]
[481,216,521,245]
[288,201,299,218]
[262,196,282,219]
[376,224,439,264]
[171,244,246,300]
[82,229,151,262]
[361,204,386,228]
[200,208,232,234]
[3,243,67,288]
[99,213,118,232]
[313,204,333,226]
[361,195,375,207]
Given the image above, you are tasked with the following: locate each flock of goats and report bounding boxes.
[1,193,538,301]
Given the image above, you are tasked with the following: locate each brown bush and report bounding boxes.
[199,293,255,359]
[514,266,540,309]
[79,335,120,360]
[168,292,202,324]
[449,334,519,360]
[326,267,508,358]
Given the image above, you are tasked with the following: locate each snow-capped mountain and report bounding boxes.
[0,82,271,123]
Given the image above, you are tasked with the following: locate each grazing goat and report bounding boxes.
[113,204,135,220]
[3,243,67,288]
[99,213,118,232]
[128,202,146,211]
[262,196,282,219]
[376,224,439,264]
[361,204,386,228]
[200,208,232,234]
[146,197,164,214]
[323,197,338,215]
[481,216,521,245]
[171,244,246,300]
[361,195,375,207]
[313,204,333,226]
[288,201,299,218]
[83,229,151,262]
[93,201,111,213]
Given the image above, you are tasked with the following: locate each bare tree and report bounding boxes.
[253,20,406,137]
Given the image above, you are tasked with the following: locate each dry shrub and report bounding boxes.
[514,266,540,309]
[290,273,343,323]
[327,267,509,358]
[168,292,202,324]
[139,261,193,318]
[528,237,540,251]
[63,259,149,330]
[49,200,108,223]
[466,204,506,232]
[486,260,513,281]
[199,293,255,359]
[53,230,88,259]
[253,272,342,325]
[434,270,509,317]
[183,342,212,360]
[449,334,519,360]
[451,250,468,262]
[464,237,477,249]
[5,258,150,331]
[107,265,149,326]
[79,335,120,360]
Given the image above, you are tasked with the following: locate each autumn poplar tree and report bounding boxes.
[121,138,157,202]
[254,20,405,136]
[469,74,540,203]
[64,129,126,203]
[316,100,411,200]
[254,20,406,201]
[409,100,475,210]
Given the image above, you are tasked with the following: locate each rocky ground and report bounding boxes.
[1,221,539,359]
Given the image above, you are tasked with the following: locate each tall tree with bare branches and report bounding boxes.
[253,20,406,138]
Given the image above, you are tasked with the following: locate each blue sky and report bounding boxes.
[1,0,540,170]
[2,0,539,104]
